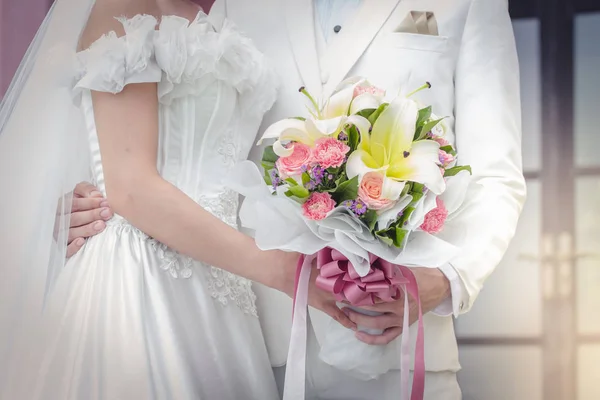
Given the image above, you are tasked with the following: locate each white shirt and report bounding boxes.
[314,0,362,43]
[314,0,466,317]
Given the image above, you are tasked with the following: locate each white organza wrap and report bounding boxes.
[228,160,472,379]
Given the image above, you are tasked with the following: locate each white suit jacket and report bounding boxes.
[210,0,526,372]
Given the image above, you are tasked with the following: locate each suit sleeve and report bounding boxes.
[449,0,526,315]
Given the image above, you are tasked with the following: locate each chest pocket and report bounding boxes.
[352,31,454,96]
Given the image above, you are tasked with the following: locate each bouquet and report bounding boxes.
[227,77,472,400]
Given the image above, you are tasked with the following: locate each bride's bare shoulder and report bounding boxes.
[79,0,203,50]
[79,0,159,50]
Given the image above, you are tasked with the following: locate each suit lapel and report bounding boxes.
[284,0,323,98]
[322,0,401,97]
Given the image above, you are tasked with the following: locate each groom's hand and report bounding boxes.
[279,254,356,331]
[66,182,113,257]
[308,264,357,331]
[344,267,451,345]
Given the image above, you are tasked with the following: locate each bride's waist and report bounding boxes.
[104,189,239,233]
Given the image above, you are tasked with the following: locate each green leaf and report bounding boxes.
[410,192,423,205]
[302,172,311,186]
[260,161,275,185]
[375,231,394,246]
[411,182,425,194]
[261,160,275,169]
[262,146,279,164]
[368,103,389,125]
[444,165,472,177]
[263,168,273,186]
[347,126,360,152]
[440,145,457,156]
[287,184,310,198]
[291,116,306,121]
[398,206,416,227]
[417,106,432,126]
[416,118,445,141]
[331,175,359,203]
[362,209,379,231]
[374,224,407,248]
[356,109,376,120]
[285,178,298,186]
[393,227,408,247]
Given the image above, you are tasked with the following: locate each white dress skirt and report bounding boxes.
[2,12,281,400]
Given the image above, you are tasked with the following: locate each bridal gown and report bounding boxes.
[8,13,280,400]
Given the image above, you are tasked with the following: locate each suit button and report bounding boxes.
[334,25,342,33]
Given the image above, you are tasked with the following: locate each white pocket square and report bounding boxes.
[396,11,439,36]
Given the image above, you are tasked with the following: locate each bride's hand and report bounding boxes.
[274,251,356,331]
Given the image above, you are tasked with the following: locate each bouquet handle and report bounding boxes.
[283,254,425,400]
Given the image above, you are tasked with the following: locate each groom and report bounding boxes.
[70,0,525,398]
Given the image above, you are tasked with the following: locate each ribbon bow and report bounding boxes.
[315,248,409,306]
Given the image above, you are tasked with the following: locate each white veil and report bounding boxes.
[0,0,95,390]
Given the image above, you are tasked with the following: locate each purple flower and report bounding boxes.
[301,164,309,173]
[351,199,368,215]
[311,165,325,183]
[341,200,354,208]
[338,132,349,141]
[328,174,334,180]
[270,169,282,189]
[305,181,317,191]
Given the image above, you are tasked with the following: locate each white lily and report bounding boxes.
[257,77,384,157]
[346,96,446,197]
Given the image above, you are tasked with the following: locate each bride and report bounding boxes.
[0,0,352,398]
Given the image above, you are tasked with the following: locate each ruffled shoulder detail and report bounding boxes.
[73,12,278,115]
[74,15,161,95]
[215,20,279,116]
[153,15,278,113]
[153,12,216,102]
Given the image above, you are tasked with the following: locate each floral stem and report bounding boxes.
[406,82,432,98]
[299,87,322,118]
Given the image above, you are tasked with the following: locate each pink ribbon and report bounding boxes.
[315,248,408,306]
[291,248,426,400]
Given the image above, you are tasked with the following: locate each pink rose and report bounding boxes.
[358,172,393,211]
[312,137,350,169]
[438,150,455,167]
[353,84,385,98]
[420,198,448,234]
[276,143,313,178]
[433,137,450,147]
[302,192,336,221]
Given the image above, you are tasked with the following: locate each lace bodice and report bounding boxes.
[73,13,277,317]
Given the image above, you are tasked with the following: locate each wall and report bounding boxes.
[0,0,49,96]
[0,0,215,98]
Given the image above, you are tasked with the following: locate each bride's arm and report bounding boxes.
[83,0,354,329]
[93,84,291,290]
[94,84,355,329]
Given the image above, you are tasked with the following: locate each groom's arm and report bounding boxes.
[347,0,526,344]
[439,0,525,315]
